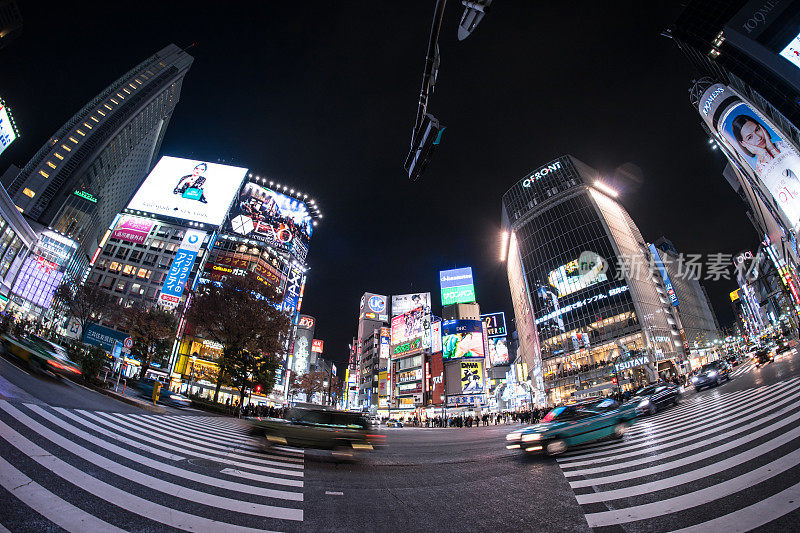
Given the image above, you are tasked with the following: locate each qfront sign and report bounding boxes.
[522,160,562,188]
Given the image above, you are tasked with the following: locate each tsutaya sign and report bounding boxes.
[522,161,562,188]
[614,355,650,373]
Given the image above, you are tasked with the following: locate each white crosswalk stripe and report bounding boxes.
[0,401,304,531]
[555,378,800,531]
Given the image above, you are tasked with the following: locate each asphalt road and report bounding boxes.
[1,348,799,532]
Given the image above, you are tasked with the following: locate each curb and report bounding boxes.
[80,382,166,414]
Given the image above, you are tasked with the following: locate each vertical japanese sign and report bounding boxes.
[158,229,206,309]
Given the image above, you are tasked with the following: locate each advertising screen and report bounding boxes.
[439,267,476,305]
[487,337,510,366]
[293,327,313,375]
[158,229,206,309]
[480,312,507,337]
[780,32,800,70]
[547,251,608,298]
[700,84,800,235]
[311,339,324,353]
[380,327,391,358]
[128,156,248,226]
[431,320,442,353]
[11,255,64,309]
[111,216,155,244]
[442,319,485,360]
[359,293,388,322]
[391,307,429,347]
[0,101,18,156]
[392,293,431,316]
[460,360,484,394]
[227,181,313,260]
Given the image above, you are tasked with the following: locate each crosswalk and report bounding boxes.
[729,361,755,379]
[0,401,305,532]
[556,377,800,532]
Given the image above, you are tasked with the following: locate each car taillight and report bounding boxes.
[48,360,64,369]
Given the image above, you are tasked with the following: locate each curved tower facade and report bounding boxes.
[502,155,683,406]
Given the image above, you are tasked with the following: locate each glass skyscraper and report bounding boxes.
[502,156,685,406]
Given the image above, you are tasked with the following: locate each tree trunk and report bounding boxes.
[239,386,246,408]
[213,371,224,403]
[140,351,151,380]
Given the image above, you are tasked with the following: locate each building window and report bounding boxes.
[116,93,125,99]
[115,280,127,292]
[61,144,71,152]
[82,122,92,130]
[137,268,151,280]
[108,261,122,273]
[95,258,109,269]
[22,188,35,198]
[97,110,106,116]
[101,276,113,289]
[46,161,56,169]
[54,152,64,160]
[110,98,118,105]
[122,264,136,276]
[91,116,99,122]
[38,170,49,178]
[143,253,156,266]
[76,129,85,136]
[104,104,112,110]
[68,136,79,144]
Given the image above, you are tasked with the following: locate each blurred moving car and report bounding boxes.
[691,360,731,391]
[755,348,775,368]
[505,398,636,456]
[625,383,682,415]
[250,406,385,453]
[776,337,791,354]
[725,354,740,367]
[386,420,404,428]
[133,378,191,407]
[1,333,81,378]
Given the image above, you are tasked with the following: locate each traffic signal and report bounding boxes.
[404,113,445,181]
[255,385,262,394]
[612,377,618,385]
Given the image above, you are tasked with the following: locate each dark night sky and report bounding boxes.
[0,2,760,365]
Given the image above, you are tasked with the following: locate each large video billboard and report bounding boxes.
[111,216,155,244]
[392,292,431,316]
[699,84,800,236]
[227,181,313,260]
[11,255,64,309]
[460,360,484,394]
[0,100,19,157]
[439,267,475,305]
[128,156,248,226]
[487,337,510,366]
[547,251,608,298]
[391,307,429,357]
[442,319,484,360]
[480,312,507,338]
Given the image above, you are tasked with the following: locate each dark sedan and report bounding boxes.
[626,383,682,415]
[691,360,731,391]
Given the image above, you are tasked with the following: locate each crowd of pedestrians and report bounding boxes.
[423,409,545,428]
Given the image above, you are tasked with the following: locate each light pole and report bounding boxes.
[188,353,197,396]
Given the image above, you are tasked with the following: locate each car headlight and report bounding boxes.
[506,432,521,441]
[521,433,541,442]
[638,399,650,408]
[691,377,699,383]
[708,371,718,378]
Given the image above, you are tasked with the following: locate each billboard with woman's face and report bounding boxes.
[700,84,800,234]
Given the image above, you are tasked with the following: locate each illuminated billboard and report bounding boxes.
[431,320,442,353]
[391,307,429,357]
[460,360,484,394]
[227,181,313,260]
[780,32,800,70]
[111,216,155,244]
[0,100,19,157]
[392,292,431,316]
[439,267,475,305]
[487,337,510,366]
[699,84,800,236]
[359,293,388,322]
[311,339,324,353]
[480,312,507,338]
[158,229,206,309]
[442,319,484,360]
[547,251,608,298]
[292,326,313,375]
[11,255,64,308]
[128,156,248,226]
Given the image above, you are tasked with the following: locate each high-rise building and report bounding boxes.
[0,0,22,50]
[6,44,193,287]
[354,292,389,410]
[501,156,687,406]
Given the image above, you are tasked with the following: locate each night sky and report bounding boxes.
[0,2,759,366]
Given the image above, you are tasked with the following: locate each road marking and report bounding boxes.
[0,455,126,533]
[560,382,800,470]
[325,491,344,496]
[562,386,800,477]
[220,467,304,487]
[0,417,286,532]
[584,445,800,527]
[13,403,305,508]
[569,405,800,487]
[575,420,800,503]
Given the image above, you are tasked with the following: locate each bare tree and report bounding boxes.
[117,306,177,378]
[53,281,116,340]
[186,275,290,404]
[290,371,327,403]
